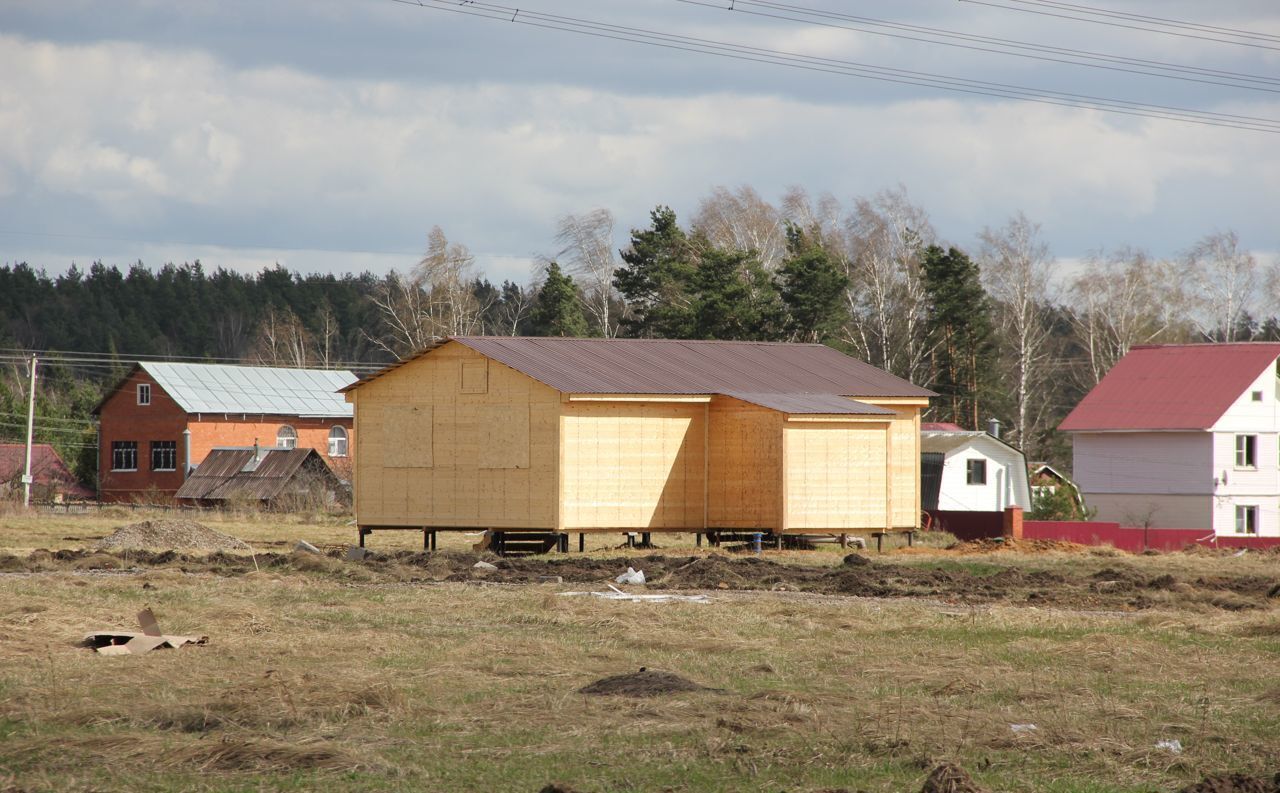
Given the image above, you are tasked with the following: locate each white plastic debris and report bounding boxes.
[615,567,646,585]
[1010,724,1038,734]
[1232,548,1248,557]
[473,560,498,570]
[560,584,709,604]
[294,540,322,555]
[1155,739,1183,753]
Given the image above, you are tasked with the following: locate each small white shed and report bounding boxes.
[921,427,1031,512]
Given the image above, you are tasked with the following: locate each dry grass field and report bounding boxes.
[0,509,1277,792]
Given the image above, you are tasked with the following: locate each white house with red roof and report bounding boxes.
[1059,343,1280,536]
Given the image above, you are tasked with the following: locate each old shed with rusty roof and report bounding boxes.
[342,337,932,539]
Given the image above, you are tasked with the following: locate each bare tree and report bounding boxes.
[979,213,1056,456]
[366,271,438,358]
[842,187,937,384]
[554,209,619,336]
[692,185,787,270]
[1183,230,1262,341]
[365,228,490,358]
[251,306,313,367]
[414,226,486,337]
[1068,248,1189,387]
[314,303,340,367]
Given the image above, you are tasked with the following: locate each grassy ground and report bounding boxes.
[0,510,1277,792]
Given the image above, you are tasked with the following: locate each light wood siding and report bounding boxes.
[784,421,891,530]
[707,396,782,529]
[560,401,706,529]
[353,341,558,528]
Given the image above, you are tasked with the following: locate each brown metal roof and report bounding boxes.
[724,392,895,415]
[174,447,334,501]
[343,337,933,402]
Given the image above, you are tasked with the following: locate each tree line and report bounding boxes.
[1,183,1275,484]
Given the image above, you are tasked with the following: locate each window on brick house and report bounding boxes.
[328,425,348,457]
[276,425,297,450]
[966,459,987,485]
[137,383,150,405]
[150,441,177,471]
[111,441,138,471]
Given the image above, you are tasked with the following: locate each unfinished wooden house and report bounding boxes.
[341,337,932,548]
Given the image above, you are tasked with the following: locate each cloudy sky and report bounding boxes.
[1,0,1278,284]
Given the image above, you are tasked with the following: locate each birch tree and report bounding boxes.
[842,187,936,384]
[554,209,619,336]
[978,213,1055,456]
[1183,230,1262,341]
[1068,248,1188,387]
[692,185,787,270]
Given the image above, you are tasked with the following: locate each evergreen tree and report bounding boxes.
[528,262,589,337]
[922,245,994,429]
[613,206,697,338]
[690,248,780,340]
[776,225,849,343]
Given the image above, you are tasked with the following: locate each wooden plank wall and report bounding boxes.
[707,397,782,529]
[784,421,891,530]
[560,401,706,529]
[352,341,559,528]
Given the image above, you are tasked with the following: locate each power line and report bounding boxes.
[1007,0,1280,44]
[385,0,1280,134]
[679,0,1280,94]
[957,0,1280,52]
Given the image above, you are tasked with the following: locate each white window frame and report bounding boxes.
[137,383,151,406]
[276,425,298,450]
[328,425,349,457]
[1235,505,1258,535]
[111,441,138,472]
[1235,434,1257,469]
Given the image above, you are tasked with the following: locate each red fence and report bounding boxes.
[927,509,1280,552]
[926,510,1006,541]
[1023,519,1280,552]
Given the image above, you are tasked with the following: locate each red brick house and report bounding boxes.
[93,362,357,502]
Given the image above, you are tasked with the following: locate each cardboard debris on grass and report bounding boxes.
[559,584,711,603]
[83,607,207,655]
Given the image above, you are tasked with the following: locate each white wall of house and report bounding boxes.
[935,439,1030,512]
[1209,366,1280,535]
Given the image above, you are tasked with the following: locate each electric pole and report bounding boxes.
[22,354,37,509]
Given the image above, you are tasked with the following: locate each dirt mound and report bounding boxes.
[578,669,710,697]
[1177,774,1280,793]
[539,785,582,793]
[96,520,250,552]
[920,763,987,793]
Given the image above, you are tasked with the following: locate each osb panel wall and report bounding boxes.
[353,342,558,528]
[784,422,891,530]
[707,397,782,529]
[560,401,706,530]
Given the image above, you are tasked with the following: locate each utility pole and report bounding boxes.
[22,354,37,509]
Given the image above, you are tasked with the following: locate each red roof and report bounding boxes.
[1059,343,1280,431]
[921,422,964,432]
[0,443,94,498]
[344,337,934,407]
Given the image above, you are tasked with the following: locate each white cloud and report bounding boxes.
[0,32,1277,278]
